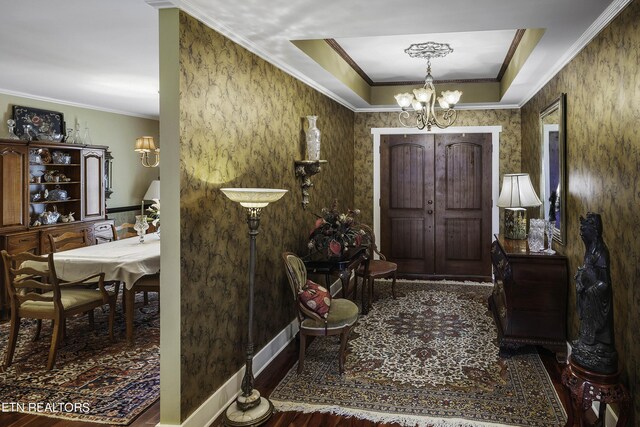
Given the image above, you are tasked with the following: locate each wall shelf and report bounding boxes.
[294,160,327,210]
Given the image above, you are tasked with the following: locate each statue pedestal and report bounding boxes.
[561,356,630,426]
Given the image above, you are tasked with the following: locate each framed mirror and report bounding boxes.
[539,93,567,245]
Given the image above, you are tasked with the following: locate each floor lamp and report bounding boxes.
[221,187,287,427]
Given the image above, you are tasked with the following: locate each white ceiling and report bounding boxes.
[0,0,629,118]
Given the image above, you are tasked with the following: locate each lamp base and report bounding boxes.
[504,208,527,240]
[223,392,273,427]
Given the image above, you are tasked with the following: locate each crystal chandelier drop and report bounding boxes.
[394,42,462,131]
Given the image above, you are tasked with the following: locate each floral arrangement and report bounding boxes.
[308,200,364,256]
[146,199,160,227]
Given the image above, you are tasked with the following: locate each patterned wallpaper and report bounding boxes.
[521,1,639,421]
[178,12,355,419]
[353,110,521,226]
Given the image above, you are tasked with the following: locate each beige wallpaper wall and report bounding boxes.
[178,12,355,419]
[521,1,639,421]
[0,93,159,208]
[353,110,522,226]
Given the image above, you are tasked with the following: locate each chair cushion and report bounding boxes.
[358,260,397,277]
[20,289,113,313]
[298,279,331,319]
[301,298,359,330]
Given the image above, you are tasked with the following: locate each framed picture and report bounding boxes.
[12,105,65,141]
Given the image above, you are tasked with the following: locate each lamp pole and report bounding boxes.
[221,188,287,427]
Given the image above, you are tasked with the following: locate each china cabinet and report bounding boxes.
[0,138,112,318]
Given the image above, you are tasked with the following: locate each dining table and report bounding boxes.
[48,233,160,343]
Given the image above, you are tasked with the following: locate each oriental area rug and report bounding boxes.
[270,280,567,427]
[0,293,159,425]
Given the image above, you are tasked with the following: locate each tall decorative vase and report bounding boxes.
[305,115,321,161]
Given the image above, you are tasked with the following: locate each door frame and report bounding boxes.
[371,126,502,254]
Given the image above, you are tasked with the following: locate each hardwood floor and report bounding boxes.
[1,336,572,427]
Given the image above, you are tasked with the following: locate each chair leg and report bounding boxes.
[4,314,21,368]
[297,332,306,374]
[88,310,95,328]
[108,299,115,341]
[48,315,64,370]
[391,271,397,299]
[32,319,42,342]
[338,325,352,374]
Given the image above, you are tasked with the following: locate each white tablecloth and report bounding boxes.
[51,234,160,290]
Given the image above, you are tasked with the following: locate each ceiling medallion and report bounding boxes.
[394,41,462,131]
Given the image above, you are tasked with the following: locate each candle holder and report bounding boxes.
[221,187,287,427]
[134,215,149,243]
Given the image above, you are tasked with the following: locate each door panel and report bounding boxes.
[435,133,492,276]
[381,133,492,279]
[381,134,434,274]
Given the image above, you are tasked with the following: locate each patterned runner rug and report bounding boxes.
[0,293,159,425]
[270,280,567,427]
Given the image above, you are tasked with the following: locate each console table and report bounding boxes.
[302,246,371,313]
[489,235,568,357]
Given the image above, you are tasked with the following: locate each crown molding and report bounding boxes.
[518,0,632,107]
[144,0,181,9]
[0,88,158,120]
[171,0,358,112]
[354,103,520,113]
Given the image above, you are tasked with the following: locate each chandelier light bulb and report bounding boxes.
[442,90,462,106]
[437,96,450,109]
[394,93,414,108]
[411,99,423,111]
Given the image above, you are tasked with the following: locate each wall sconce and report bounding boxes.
[294,160,327,210]
[135,136,160,168]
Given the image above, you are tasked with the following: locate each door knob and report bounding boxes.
[428,209,433,214]
[428,200,433,204]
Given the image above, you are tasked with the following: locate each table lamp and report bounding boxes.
[497,173,542,239]
[220,187,287,427]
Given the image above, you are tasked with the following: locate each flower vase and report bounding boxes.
[305,115,321,161]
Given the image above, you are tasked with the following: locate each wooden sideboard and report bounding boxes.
[489,235,568,357]
[0,138,112,319]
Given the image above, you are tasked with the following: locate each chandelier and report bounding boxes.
[394,41,462,131]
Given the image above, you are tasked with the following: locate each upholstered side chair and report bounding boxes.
[282,252,359,374]
[356,224,397,305]
[1,250,117,370]
[111,222,137,241]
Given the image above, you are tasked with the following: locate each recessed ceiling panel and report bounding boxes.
[334,30,517,83]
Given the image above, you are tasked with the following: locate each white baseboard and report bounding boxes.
[157,277,344,427]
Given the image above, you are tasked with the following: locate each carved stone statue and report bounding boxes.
[572,212,617,373]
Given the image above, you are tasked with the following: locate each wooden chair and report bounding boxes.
[355,224,397,304]
[1,250,117,370]
[282,252,359,374]
[124,273,160,344]
[111,223,153,305]
[111,223,137,241]
[48,230,89,253]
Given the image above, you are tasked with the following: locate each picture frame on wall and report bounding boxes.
[12,105,65,141]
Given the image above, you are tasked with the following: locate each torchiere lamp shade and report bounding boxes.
[497,174,542,240]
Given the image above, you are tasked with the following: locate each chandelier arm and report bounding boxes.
[398,110,413,128]
[432,109,458,130]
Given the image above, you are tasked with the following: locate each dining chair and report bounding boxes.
[111,222,152,305]
[355,224,397,303]
[111,222,138,240]
[1,250,117,370]
[48,230,89,253]
[124,273,160,343]
[282,252,359,374]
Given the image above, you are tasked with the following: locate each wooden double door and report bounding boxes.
[380,133,492,279]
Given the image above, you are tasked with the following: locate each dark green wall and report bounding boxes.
[521,1,639,423]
